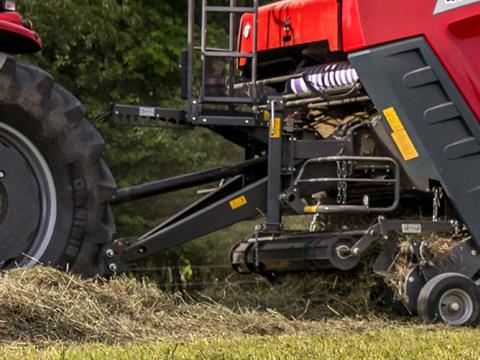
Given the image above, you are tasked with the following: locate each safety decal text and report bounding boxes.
[383,107,419,161]
[229,196,248,210]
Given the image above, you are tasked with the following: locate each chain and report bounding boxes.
[310,201,321,232]
[336,159,348,205]
[432,187,444,222]
[254,230,260,269]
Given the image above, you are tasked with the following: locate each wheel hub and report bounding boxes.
[449,302,460,312]
[439,289,473,325]
[0,122,57,266]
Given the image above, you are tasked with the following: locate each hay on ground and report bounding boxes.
[0,267,387,344]
[379,233,469,300]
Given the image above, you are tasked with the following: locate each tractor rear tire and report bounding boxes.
[0,53,116,276]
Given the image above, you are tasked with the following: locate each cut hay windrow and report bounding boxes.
[377,232,470,301]
[0,233,466,344]
[0,267,388,344]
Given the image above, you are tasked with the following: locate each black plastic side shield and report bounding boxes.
[349,37,480,247]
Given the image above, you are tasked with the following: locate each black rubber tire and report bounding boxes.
[417,273,480,326]
[0,53,116,276]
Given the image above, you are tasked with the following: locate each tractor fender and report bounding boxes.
[0,11,42,54]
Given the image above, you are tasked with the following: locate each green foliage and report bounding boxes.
[16,0,245,272]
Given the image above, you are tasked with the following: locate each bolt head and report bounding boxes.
[105,249,114,258]
[472,250,477,256]
[0,171,4,179]
[449,302,461,312]
[109,263,118,272]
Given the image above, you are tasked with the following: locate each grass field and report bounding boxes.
[2,324,480,359]
[1,268,479,359]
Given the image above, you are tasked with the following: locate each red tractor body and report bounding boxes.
[240,0,480,121]
[0,10,41,53]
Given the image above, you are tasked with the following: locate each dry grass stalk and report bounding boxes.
[379,233,469,300]
[0,267,386,344]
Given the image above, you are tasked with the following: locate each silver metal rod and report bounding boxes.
[287,94,369,107]
[187,0,195,120]
[306,96,371,109]
[256,95,370,110]
[201,0,207,53]
[234,72,304,90]
[251,0,259,104]
[283,84,361,101]
[298,178,396,184]
[228,0,236,100]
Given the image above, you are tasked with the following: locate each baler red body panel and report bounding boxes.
[238,0,341,66]
[343,0,480,123]
[239,0,480,122]
[0,11,42,53]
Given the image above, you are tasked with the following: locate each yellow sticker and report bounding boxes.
[263,111,271,122]
[383,107,419,161]
[269,117,281,139]
[229,196,248,210]
[383,107,405,132]
[391,130,420,161]
[304,205,318,214]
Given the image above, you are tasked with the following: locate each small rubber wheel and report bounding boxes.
[417,273,480,326]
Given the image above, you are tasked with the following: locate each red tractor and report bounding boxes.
[2,0,480,325]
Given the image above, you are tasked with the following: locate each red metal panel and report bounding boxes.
[342,0,480,122]
[0,12,42,53]
[238,0,340,66]
[239,0,480,122]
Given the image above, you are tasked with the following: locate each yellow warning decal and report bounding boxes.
[229,195,248,210]
[269,117,281,139]
[391,130,419,161]
[383,107,419,161]
[304,205,318,214]
[263,111,271,122]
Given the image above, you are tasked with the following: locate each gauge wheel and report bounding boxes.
[417,272,480,326]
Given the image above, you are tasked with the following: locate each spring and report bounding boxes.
[288,61,359,95]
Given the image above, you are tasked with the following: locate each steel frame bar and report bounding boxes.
[122,177,268,262]
[112,157,267,204]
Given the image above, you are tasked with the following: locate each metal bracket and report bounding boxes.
[351,217,458,259]
[295,156,401,214]
[112,104,188,128]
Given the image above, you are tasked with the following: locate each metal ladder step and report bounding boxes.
[204,6,256,13]
[202,96,254,104]
[199,0,258,110]
[202,51,255,59]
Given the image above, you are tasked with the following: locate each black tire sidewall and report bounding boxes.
[0,106,78,267]
[418,274,480,326]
